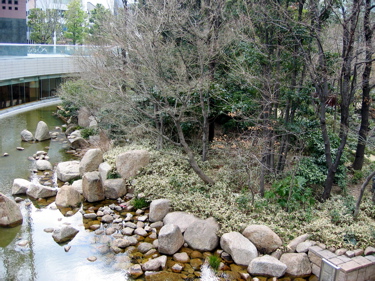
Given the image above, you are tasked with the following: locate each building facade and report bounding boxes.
[0,0,27,44]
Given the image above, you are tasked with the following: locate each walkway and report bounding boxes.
[0,97,61,119]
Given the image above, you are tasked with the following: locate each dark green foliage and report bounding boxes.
[208,255,221,271]
[81,128,98,139]
[108,170,121,179]
[297,128,349,188]
[265,176,315,212]
[132,197,150,209]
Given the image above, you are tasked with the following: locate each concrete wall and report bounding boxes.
[0,56,80,80]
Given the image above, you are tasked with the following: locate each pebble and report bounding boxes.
[64,246,71,252]
[17,240,29,247]
[16,147,24,151]
[14,197,24,203]
[44,228,54,233]
[3,153,9,157]
[87,256,97,262]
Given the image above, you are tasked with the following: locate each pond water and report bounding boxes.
[0,105,129,281]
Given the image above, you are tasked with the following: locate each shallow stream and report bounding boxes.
[0,105,128,280]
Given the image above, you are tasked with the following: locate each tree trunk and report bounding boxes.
[353,0,374,170]
[200,92,210,162]
[175,119,215,185]
[354,170,375,218]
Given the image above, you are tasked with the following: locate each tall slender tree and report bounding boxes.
[64,0,87,45]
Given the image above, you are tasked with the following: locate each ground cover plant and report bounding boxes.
[104,140,375,250]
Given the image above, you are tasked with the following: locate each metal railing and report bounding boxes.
[0,43,90,56]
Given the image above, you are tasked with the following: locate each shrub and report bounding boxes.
[208,255,221,271]
[265,175,315,212]
[132,197,150,209]
[81,128,98,139]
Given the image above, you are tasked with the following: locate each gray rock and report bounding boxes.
[52,226,79,243]
[72,179,83,194]
[296,241,315,253]
[141,255,167,271]
[69,137,89,149]
[115,150,150,179]
[99,162,112,184]
[287,233,310,253]
[129,264,143,278]
[56,161,81,182]
[12,178,31,195]
[55,185,82,208]
[220,232,258,266]
[163,211,199,233]
[149,199,170,222]
[21,129,34,142]
[35,160,53,171]
[35,121,51,141]
[134,227,148,237]
[138,242,155,254]
[158,224,184,255]
[78,107,91,128]
[82,171,104,202]
[0,193,23,227]
[173,252,190,263]
[364,246,375,256]
[242,225,282,254]
[248,255,287,278]
[184,217,219,251]
[83,213,97,219]
[121,227,134,236]
[27,183,57,199]
[150,221,164,229]
[280,253,312,276]
[101,214,114,223]
[79,148,103,176]
[104,178,127,199]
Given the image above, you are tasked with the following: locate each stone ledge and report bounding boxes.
[309,245,375,280]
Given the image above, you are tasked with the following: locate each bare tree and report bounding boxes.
[66,0,234,185]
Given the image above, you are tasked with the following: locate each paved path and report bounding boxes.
[0,97,61,120]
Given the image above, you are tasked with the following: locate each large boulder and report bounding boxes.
[52,226,79,243]
[184,217,219,251]
[82,171,104,202]
[0,193,23,227]
[163,211,198,233]
[56,161,80,182]
[69,137,89,150]
[248,255,287,278]
[34,121,51,141]
[55,185,82,207]
[242,225,282,254]
[78,107,91,128]
[99,162,112,185]
[280,253,312,277]
[103,178,127,199]
[149,199,170,222]
[220,232,258,266]
[72,179,83,194]
[12,178,32,195]
[21,129,34,142]
[158,224,184,255]
[26,183,57,199]
[35,160,53,171]
[115,150,150,179]
[79,148,103,176]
